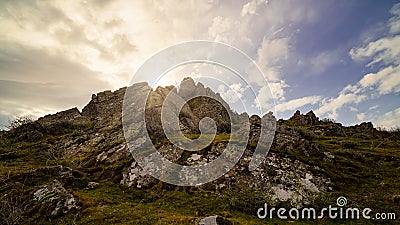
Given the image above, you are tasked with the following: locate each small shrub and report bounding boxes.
[7,115,34,130]
[0,184,28,225]
[389,128,400,141]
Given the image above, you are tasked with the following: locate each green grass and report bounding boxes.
[23,181,395,224]
[1,125,399,224]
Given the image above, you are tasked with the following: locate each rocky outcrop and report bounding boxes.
[22,78,333,208]
[285,110,347,137]
[38,108,82,126]
[96,144,130,163]
[81,87,126,123]
[179,77,231,133]
[145,85,201,137]
[348,122,375,137]
[117,138,330,207]
[353,121,374,131]
[48,77,232,138]
[287,110,320,126]
[33,179,80,218]
[196,215,233,225]
[5,75,400,224]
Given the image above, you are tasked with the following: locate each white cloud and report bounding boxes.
[254,85,274,110]
[359,68,388,88]
[269,80,289,101]
[241,0,268,17]
[317,4,400,121]
[256,36,290,71]
[374,107,400,129]
[208,16,237,43]
[0,0,323,127]
[275,96,322,112]
[349,36,400,67]
[252,36,291,107]
[315,93,366,119]
[377,66,400,94]
[356,113,366,121]
[254,80,289,111]
[217,83,246,104]
[368,105,379,111]
[306,50,341,76]
[349,106,358,112]
[316,64,400,120]
[359,65,400,94]
[389,3,400,34]
[350,3,400,64]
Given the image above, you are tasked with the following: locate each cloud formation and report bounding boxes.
[0,0,399,129]
[275,96,322,113]
[315,3,400,125]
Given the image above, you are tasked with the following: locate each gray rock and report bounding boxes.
[196,215,233,225]
[96,144,130,163]
[23,78,334,208]
[38,107,82,126]
[120,161,157,189]
[323,151,335,162]
[33,179,80,217]
[287,110,319,126]
[86,182,99,190]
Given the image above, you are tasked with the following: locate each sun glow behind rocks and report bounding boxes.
[0,0,400,129]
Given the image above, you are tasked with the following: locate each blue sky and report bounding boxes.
[0,0,399,129]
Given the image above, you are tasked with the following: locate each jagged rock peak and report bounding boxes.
[178,77,223,100]
[81,86,126,120]
[351,121,374,132]
[182,76,196,84]
[288,110,320,126]
[306,110,317,118]
[38,107,82,125]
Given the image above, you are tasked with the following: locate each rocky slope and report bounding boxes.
[19,78,331,201]
[1,77,399,224]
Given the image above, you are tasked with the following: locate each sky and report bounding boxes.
[0,0,399,129]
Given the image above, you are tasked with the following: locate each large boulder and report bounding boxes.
[33,179,80,218]
[196,215,233,225]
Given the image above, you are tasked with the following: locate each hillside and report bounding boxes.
[0,78,399,224]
